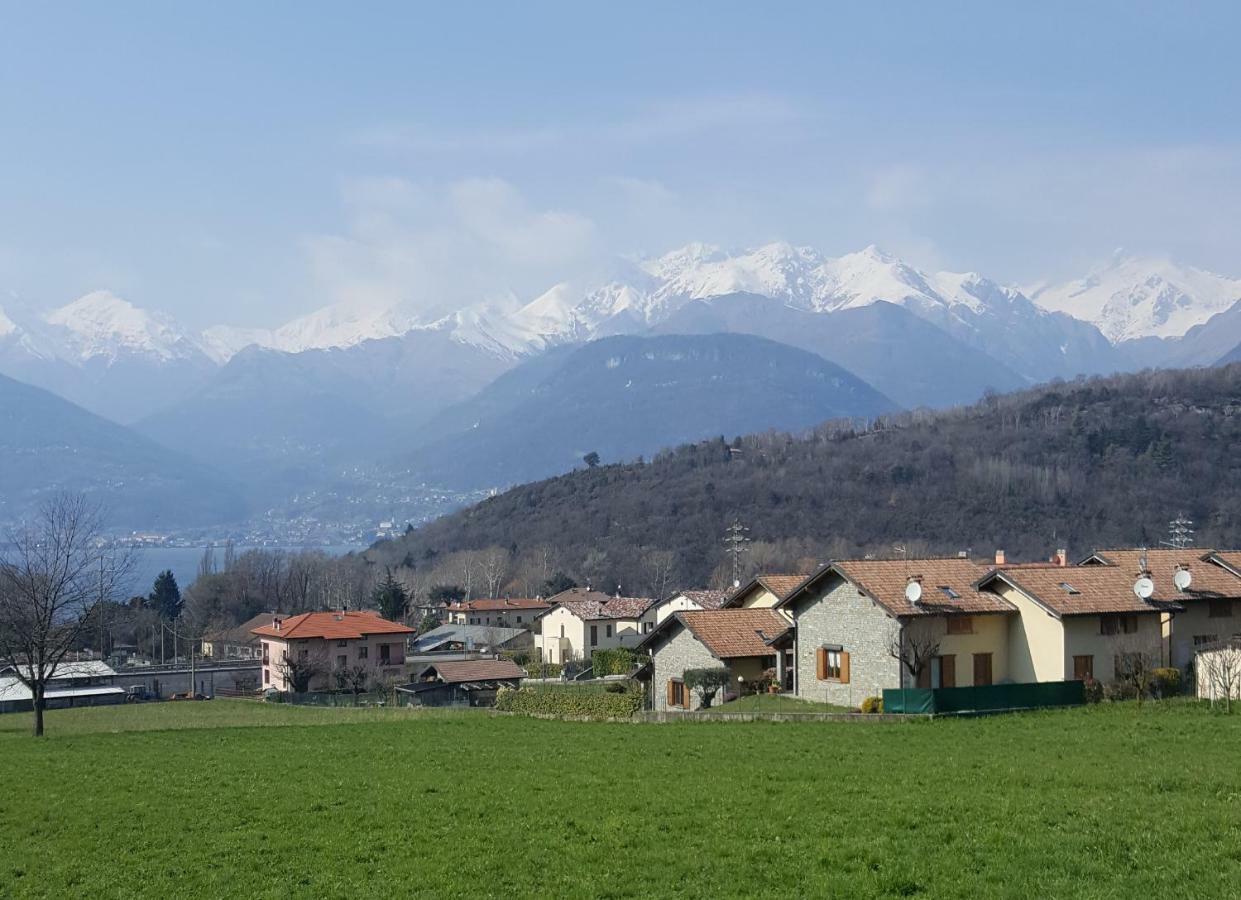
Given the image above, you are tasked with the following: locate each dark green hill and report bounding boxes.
[391,332,897,489]
[372,364,1241,592]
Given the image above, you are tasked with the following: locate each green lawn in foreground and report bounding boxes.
[1,701,1239,898]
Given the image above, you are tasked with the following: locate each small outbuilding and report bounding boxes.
[397,659,526,708]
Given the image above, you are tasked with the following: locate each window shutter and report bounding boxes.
[666,680,674,707]
[816,648,827,680]
[682,685,690,709]
[839,651,851,684]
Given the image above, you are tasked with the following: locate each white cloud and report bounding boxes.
[302,177,600,319]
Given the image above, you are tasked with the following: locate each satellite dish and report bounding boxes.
[1134,576,1155,600]
[905,579,923,605]
[1173,568,1193,592]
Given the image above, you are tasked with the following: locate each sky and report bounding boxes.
[2,2,1240,329]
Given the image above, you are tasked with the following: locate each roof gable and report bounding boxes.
[644,609,790,659]
[785,558,1014,617]
[252,611,414,641]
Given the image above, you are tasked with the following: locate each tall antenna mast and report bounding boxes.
[1160,515,1195,550]
[723,519,750,587]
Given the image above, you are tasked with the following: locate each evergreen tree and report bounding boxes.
[372,569,409,622]
[148,570,182,620]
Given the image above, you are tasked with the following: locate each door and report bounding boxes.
[973,653,993,686]
[1073,655,1094,681]
[938,655,956,688]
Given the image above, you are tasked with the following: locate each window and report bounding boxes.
[1194,634,1220,647]
[815,647,849,682]
[1059,582,1081,595]
[668,679,688,709]
[380,644,391,663]
[973,652,993,686]
[946,616,974,635]
[1100,614,1139,635]
[938,586,960,600]
[559,624,565,639]
[1209,599,1234,619]
[357,646,368,659]
[642,621,653,634]
[337,655,347,668]
[517,616,523,624]
[590,625,598,647]
[605,624,612,638]
[337,640,347,648]
[262,642,269,665]
[263,668,270,684]
[1073,655,1094,681]
[1115,652,1145,679]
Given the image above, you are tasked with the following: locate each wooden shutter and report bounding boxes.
[816,648,827,680]
[839,651,851,684]
[666,679,674,707]
[973,653,993,686]
[681,683,690,710]
[941,655,956,688]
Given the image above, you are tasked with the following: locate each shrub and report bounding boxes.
[1103,680,1137,702]
[1082,677,1104,704]
[591,648,645,677]
[523,661,562,679]
[1150,667,1182,698]
[684,667,731,709]
[604,681,629,694]
[860,696,883,714]
[495,684,643,718]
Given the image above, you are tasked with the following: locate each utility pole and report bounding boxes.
[723,519,750,587]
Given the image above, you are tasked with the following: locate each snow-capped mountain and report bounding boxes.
[1029,254,1241,343]
[43,290,209,363]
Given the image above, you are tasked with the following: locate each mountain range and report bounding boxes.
[3,242,1240,530]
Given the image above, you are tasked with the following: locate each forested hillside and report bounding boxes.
[370,364,1241,594]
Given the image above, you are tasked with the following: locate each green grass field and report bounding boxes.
[1,700,1238,898]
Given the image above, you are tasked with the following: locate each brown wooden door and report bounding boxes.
[940,655,956,688]
[1073,655,1094,681]
[972,653,993,686]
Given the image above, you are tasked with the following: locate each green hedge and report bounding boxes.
[591,647,646,676]
[522,661,563,678]
[495,684,643,718]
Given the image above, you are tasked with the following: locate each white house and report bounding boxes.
[534,589,658,665]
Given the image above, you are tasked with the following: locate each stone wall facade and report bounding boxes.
[650,624,718,712]
[791,576,901,708]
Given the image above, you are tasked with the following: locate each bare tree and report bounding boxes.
[1114,635,1161,706]
[888,617,942,688]
[275,646,328,694]
[478,546,510,599]
[333,663,373,705]
[641,550,678,599]
[0,494,133,736]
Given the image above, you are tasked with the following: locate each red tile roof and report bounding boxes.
[676,589,729,610]
[1208,551,1241,578]
[446,598,551,613]
[252,611,414,640]
[547,588,657,620]
[1081,549,1241,601]
[785,558,1014,617]
[675,609,791,658]
[419,659,526,684]
[981,565,1183,617]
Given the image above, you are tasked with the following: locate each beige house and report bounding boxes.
[533,589,658,665]
[252,611,415,692]
[1194,638,1241,701]
[444,598,550,629]
[723,574,811,611]
[650,589,728,625]
[978,565,1179,684]
[781,558,1016,708]
[1078,549,1241,670]
[640,609,791,711]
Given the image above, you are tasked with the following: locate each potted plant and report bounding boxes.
[763,667,779,693]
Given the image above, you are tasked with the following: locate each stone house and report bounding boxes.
[781,558,1017,708]
[640,608,792,711]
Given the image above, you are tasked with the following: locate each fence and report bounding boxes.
[280,690,393,707]
[883,680,1085,714]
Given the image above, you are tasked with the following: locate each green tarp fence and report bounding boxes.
[883,680,1084,714]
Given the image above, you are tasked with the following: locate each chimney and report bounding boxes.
[995,549,1006,566]
[1055,548,1068,567]
[273,618,282,632]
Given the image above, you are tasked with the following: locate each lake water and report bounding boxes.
[125,545,365,598]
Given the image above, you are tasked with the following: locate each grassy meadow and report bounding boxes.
[1,700,1238,898]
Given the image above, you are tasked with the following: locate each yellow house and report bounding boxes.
[1077,549,1241,670]
[533,589,658,665]
[780,558,1015,708]
[649,589,729,625]
[723,573,811,611]
[977,565,1180,683]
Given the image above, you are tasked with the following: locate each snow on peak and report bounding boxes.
[44,291,198,362]
[0,305,16,339]
[1029,255,1241,342]
[199,325,277,363]
[269,303,418,353]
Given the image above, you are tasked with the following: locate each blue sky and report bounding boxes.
[2,2,1239,328]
